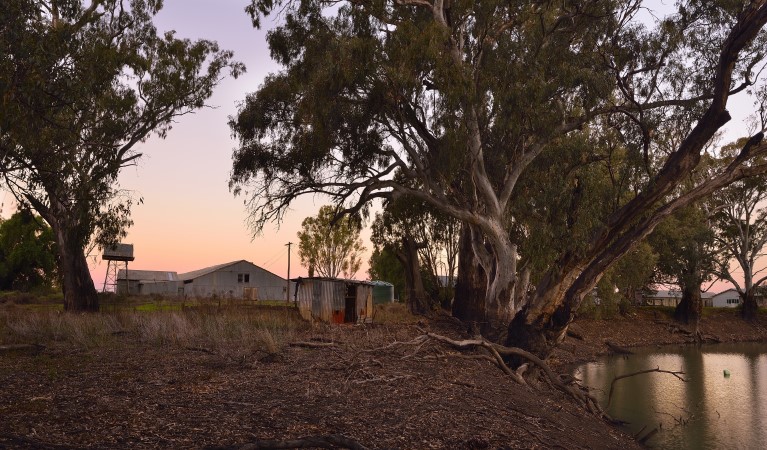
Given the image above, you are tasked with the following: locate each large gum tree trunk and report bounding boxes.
[673,284,702,326]
[451,222,519,335]
[55,223,99,311]
[741,290,758,320]
[505,262,594,361]
[36,195,100,312]
[396,236,430,315]
[452,224,487,325]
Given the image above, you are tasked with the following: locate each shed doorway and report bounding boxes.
[344,284,357,323]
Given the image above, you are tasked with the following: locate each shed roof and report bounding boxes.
[117,269,178,282]
[291,276,373,286]
[178,260,286,281]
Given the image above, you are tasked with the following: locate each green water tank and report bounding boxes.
[371,280,394,304]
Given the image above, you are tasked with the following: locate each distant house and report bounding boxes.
[116,270,179,296]
[292,277,374,324]
[643,289,714,307]
[178,260,290,300]
[710,289,741,308]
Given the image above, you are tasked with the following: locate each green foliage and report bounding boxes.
[371,191,459,297]
[297,205,365,278]
[650,204,716,289]
[0,0,243,309]
[709,163,767,315]
[230,0,767,335]
[368,246,405,301]
[0,211,57,292]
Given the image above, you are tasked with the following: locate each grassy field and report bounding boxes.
[0,292,415,357]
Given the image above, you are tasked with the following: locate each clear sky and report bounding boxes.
[0,0,759,291]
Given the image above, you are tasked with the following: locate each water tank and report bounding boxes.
[371,280,394,304]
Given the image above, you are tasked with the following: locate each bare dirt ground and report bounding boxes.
[1,306,764,450]
[1,313,634,450]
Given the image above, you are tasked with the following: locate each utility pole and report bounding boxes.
[286,242,292,303]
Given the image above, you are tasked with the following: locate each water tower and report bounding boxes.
[102,243,135,293]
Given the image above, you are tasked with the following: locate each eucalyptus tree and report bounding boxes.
[0,210,58,292]
[297,205,365,278]
[0,0,243,310]
[711,169,767,319]
[649,205,717,328]
[370,195,458,313]
[230,0,767,358]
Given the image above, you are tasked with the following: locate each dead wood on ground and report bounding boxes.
[234,434,369,450]
[0,343,45,354]
[393,331,605,416]
[289,341,338,348]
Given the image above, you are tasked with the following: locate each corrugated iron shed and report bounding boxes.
[292,277,373,324]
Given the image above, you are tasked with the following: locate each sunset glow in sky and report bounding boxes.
[0,1,760,292]
[97,0,377,285]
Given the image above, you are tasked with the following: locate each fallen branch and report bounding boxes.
[607,367,686,407]
[237,434,369,450]
[0,343,45,354]
[566,326,585,341]
[185,346,217,355]
[636,426,659,445]
[289,341,338,348]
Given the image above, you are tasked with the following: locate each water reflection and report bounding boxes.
[576,343,767,449]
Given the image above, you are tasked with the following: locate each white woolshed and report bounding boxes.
[644,289,714,307]
[711,289,742,308]
[116,270,179,296]
[292,277,373,324]
[178,260,290,300]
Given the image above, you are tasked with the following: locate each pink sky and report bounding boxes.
[91,1,378,286]
[0,1,760,292]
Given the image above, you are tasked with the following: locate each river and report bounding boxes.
[575,342,767,449]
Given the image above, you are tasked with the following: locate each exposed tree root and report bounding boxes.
[234,434,369,450]
[415,332,604,416]
[607,367,686,407]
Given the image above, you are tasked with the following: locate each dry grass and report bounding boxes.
[372,302,419,324]
[0,305,308,363]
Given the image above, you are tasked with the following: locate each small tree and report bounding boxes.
[0,210,57,292]
[297,205,365,279]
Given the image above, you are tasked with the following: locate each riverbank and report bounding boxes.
[2,305,763,449]
[0,305,638,449]
[551,307,767,370]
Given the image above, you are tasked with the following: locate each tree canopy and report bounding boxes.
[0,211,57,292]
[711,167,767,319]
[0,0,243,310]
[297,205,365,279]
[231,0,767,356]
